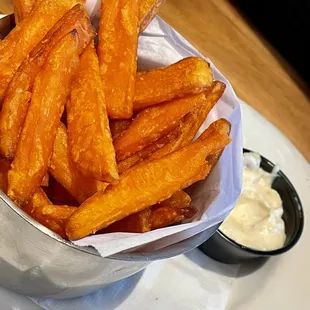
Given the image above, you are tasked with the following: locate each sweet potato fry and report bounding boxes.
[31,203,76,238]
[117,125,182,173]
[154,190,191,210]
[134,57,213,111]
[102,208,152,233]
[192,119,231,181]
[98,0,139,119]
[41,173,49,187]
[110,119,133,140]
[0,159,50,211]
[179,81,226,142]
[150,191,196,230]
[0,0,81,102]
[13,0,37,23]
[114,92,207,161]
[66,126,231,240]
[23,187,52,215]
[200,118,231,172]
[22,186,76,238]
[198,118,231,141]
[151,204,197,230]
[0,159,10,193]
[103,191,193,232]
[49,123,107,203]
[148,81,226,161]
[67,42,119,182]
[8,32,80,205]
[0,4,95,159]
[139,0,165,33]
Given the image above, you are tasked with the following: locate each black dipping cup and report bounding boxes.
[199,148,304,264]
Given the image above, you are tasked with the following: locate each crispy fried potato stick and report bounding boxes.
[13,0,37,23]
[110,119,133,140]
[114,92,207,161]
[118,83,225,172]
[150,120,230,231]
[103,190,193,233]
[66,126,231,240]
[23,187,51,214]
[0,0,81,102]
[49,123,107,203]
[8,32,80,206]
[22,184,76,238]
[102,208,152,233]
[41,173,49,187]
[67,42,119,182]
[139,0,165,33]
[0,159,10,193]
[154,190,191,209]
[98,0,139,119]
[151,191,197,230]
[117,125,182,173]
[198,118,231,141]
[148,81,226,161]
[0,159,50,211]
[151,204,197,230]
[30,202,76,238]
[0,5,95,160]
[200,118,231,172]
[134,57,213,111]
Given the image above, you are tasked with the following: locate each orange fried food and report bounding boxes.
[139,0,165,33]
[0,0,80,102]
[200,118,231,171]
[151,191,197,230]
[151,204,197,230]
[13,0,37,23]
[117,126,182,173]
[66,125,231,240]
[23,187,52,214]
[0,159,10,193]
[23,186,76,238]
[67,42,119,182]
[198,118,231,141]
[31,203,76,238]
[49,123,107,203]
[155,190,191,209]
[22,187,76,241]
[0,4,94,160]
[98,0,139,119]
[8,32,80,206]
[0,158,73,238]
[102,208,152,233]
[41,173,49,187]
[148,81,226,161]
[114,92,207,161]
[103,191,193,233]
[134,57,213,111]
[110,119,133,140]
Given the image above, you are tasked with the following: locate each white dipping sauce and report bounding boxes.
[220,152,286,251]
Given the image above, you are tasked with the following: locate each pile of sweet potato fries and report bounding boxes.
[0,0,231,240]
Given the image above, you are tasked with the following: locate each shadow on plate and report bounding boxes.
[184,247,269,278]
[32,269,145,310]
[184,249,239,278]
[236,257,269,278]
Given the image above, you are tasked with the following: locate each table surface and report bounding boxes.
[160,0,310,162]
